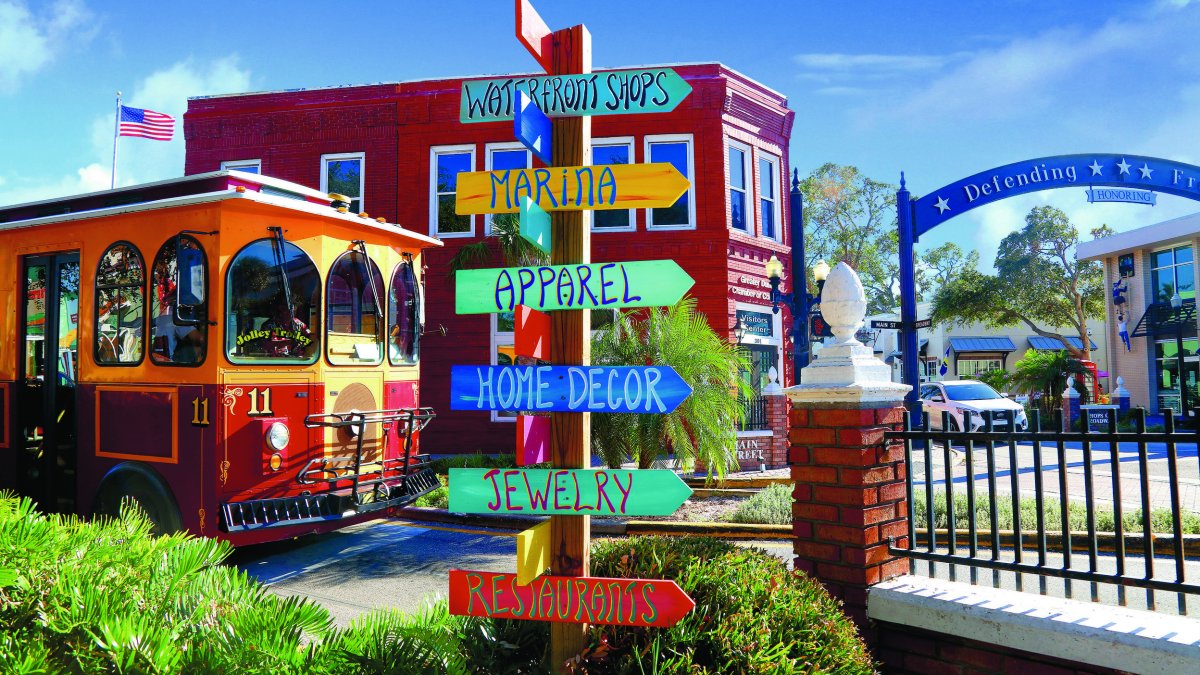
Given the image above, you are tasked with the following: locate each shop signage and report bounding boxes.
[516,521,550,585]
[517,414,549,466]
[518,195,551,255]
[515,0,552,72]
[730,285,770,301]
[448,468,692,516]
[449,365,693,413]
[449,570,696,627]
[735,309,773,337]
[515,304,549,359]
[515,91,552,165]
[455,260,694,314]
[1086,187,1156,205]
[455,163,689,214]
[460,68,693,123]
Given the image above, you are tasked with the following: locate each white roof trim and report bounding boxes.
[1077,211,1200,261]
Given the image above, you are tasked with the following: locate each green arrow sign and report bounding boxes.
[448,468,692,516]
[519,196,550,254]
[455,260,693,314]
[460,68,693,123]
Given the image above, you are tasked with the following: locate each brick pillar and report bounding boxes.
[764,393,789,468]
[789,404,910,630]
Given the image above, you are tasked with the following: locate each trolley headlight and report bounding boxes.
[266,421,290,451]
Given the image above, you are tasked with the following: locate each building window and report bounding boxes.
[758,153,781,241]
[491,311,517,422]
[430,145,474,238]
[486,143,530,235]
[225,238,321,364]
[1150,245,1195,304]
[956,358,1003,378]
[645,134,695,230]
[1154,339,1200,414]
[592,138,635,231]
[221,159,261,174]
[321,152,364,213]
[150,235,208,366]
[727,141,750,232]
[95,242,145,365]
[326,250,384,366]
[389,260,421,366]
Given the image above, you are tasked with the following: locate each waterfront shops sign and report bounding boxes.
[460,68,693,123]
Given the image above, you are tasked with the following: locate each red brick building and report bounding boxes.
[184,63,795,464]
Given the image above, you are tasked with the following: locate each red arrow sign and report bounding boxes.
[449,569,694,627]
[516,0,553,73]
[515,304,549,360]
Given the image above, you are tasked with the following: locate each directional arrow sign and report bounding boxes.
[516,520,550,585]
[515,304,550,360]
[450,365,692,414]
[518,196,551,255]
[516,414,549,466]
[456,260,693,314]
[515,0,553,73]
[514,91,552,165]
[455,163,689,215]
[449,570,695,627]
[448,468,692,516]
[461,68,693,123]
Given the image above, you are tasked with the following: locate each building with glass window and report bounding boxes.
[1078,213,1200,415]
[184,63,795,462]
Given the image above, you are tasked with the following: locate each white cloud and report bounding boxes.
[794,53,950,73]
[0,0,92,93]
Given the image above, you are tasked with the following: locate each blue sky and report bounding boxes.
[4,0,1200,261]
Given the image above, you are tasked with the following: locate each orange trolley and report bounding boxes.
[0,171,442,546]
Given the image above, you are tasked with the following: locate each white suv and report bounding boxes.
[919,380,1028,431]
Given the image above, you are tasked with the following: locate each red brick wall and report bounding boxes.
[875,622,1123,675]
[763,394,788,468]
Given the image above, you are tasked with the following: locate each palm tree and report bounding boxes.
[1009,349,1090,417]
[446,213,546,272]
[591,298,751,476]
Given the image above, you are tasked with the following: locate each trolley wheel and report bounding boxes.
[92,462,183,536]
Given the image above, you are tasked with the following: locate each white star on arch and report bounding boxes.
[934,196,950,214]
[1089,160,1103,176]
[1139,164,1154,180]
[1117,158,1131,175]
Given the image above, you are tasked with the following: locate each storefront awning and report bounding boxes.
[948,336,1016,352]
[1028,336,1097,351]
[1131,299,1196,338]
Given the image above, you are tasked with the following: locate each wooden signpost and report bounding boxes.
[455,260,695,314]
[449,365,693,414]
[449,570,696,628]
[460,68,694,123]
[448,467,692,516]
[454,162,689,215]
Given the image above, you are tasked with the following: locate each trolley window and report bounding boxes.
[225,237,320,364]
[326,249,384,365]
[95,242,145,365]
[150,235,207,366]
[388,259,420,366]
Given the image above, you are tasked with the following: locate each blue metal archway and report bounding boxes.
[897,154,1200,415]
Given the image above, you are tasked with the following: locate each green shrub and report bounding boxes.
[415,474,450,509]
[911,490,1200,534]
[724,483,794,524]
[430,453,517,476]
[581,536,874,674]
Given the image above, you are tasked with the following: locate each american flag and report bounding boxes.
[118,105,174,141]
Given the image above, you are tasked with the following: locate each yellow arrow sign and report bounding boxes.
[516,520,551,585]
[455,162,689,215]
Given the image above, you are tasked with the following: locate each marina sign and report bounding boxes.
[455,162,689,215]
[449,365,692,414]
[448,468,693,516]
[460,67,693,123]
[455,260,694,314]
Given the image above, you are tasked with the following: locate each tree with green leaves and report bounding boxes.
[446,213,546,273]
[930,206,1104,361]
[919,241,979,298]
[591,298,750,476]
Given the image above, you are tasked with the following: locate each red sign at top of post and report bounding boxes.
[516,0,553,73]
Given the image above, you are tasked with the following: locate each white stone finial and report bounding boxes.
[821,262,868,346]
[763,365,783,395]
[1114,376,1130,398]
[1063,377,1080,398]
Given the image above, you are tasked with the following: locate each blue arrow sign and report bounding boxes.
[519,196,551,254]
[514,90,552,165]
[450,365,692,414]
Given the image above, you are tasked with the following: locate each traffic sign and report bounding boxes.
[515,304,550,360]
[914,318,933,329]
[455,260,694,314]
[515,0,553,73]
[448,468,692,516]
[517,414,549,466]
[449,570,695,627]
[454,163,689,215]
[811,313,833,338]
[514,91,552,165]
[870,320,901,330]
[460,68,693,123]
[516,521,550,585]
[518,196,551,255]
[450,365,693,414]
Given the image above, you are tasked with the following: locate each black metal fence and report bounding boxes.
[738,396,768,431]
[886,407,1200,611]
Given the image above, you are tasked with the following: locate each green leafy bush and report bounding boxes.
[415,474,450,509]
[724,483,794,524]
[430,452,517,476]
[581,536,874,674]
[912,489,1200,534]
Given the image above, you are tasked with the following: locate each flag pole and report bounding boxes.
[111,91,121,189]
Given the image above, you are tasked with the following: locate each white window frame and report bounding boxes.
[221,159,261,174]
[489,312,517,423]
[756,151,783,242]
[485,142,531,236]
[644,134,696,231]
[726,139,752,233]
[429,144,476,239]
[320,152,365,213]
[590,136,636,233]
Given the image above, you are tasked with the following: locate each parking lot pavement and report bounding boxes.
[229,519,519,626]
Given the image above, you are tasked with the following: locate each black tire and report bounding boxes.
[92,462,183,535]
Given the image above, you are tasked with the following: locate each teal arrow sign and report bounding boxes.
[519,196,550,255]
[460,68,693,123]
[455,259,693,314]
[448,468,692,516]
